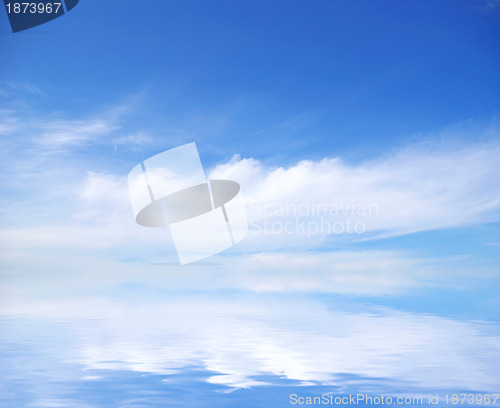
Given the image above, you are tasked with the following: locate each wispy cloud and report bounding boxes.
[1,132,499,295]
[0,108,17,135]
[0,80,44,98]
[28,132,496,254]
[0,91,152,160]
[484,0,500,9]
[210,137,500,248]
[35,118,118,148]
[112,132,153,152]
[6,80,44,96]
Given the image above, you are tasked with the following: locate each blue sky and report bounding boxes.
[1,1,500,407]
[2,0,500,161]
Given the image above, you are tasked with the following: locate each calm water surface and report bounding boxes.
[1,293,498,408]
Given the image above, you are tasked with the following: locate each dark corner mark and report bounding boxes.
[3,0,79,33]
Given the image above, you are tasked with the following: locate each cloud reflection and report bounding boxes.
[2,295,498,393]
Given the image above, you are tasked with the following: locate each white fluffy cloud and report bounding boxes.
[1,137,499,295]
[5,137,498,254]
[210,139,500,250]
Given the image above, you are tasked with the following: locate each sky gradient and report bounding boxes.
[1,1,500,407]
